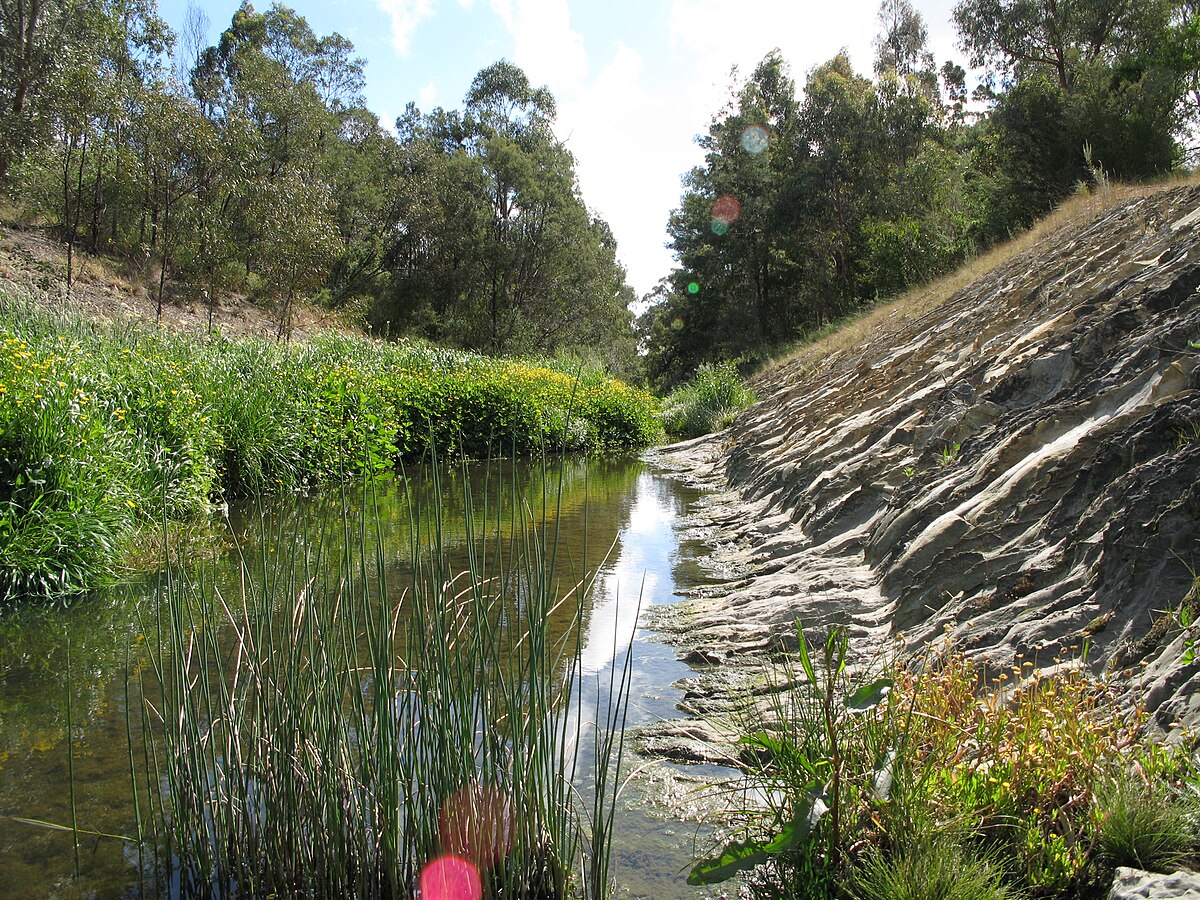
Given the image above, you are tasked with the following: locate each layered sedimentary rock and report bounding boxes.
[648,185,1200,746]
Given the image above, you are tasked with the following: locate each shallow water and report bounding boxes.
[0,457,728,899]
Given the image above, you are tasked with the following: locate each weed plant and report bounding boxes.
[131,462,630,898]
[661,362,756,439]
[692,627,1197,898]
[0,289,661,599]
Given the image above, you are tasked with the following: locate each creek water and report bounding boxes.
[0,456,729,899]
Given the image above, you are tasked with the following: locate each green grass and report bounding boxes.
[127,461,631,897]
[1095,776,1198,873]
[848,837,1020,900]
[661,361,756,439]
[0,289,662,600]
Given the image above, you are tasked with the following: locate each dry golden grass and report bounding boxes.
[756,173,1200,389]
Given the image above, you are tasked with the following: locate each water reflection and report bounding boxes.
[0,458,721,899]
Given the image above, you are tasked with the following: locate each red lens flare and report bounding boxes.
[711,195,741,227]
[419,855,482,900]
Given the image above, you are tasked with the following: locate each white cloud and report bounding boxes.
[418,80,439,109]
[553,41,695,298]
[488,0,587,90]
[376,0,435,56]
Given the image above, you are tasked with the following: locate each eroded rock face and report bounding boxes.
[652,185,1200,737]
[1108,868,1200,900]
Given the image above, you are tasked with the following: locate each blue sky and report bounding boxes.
[157,0,968,300]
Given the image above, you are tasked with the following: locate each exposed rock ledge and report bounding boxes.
[640,185,1200,763]
[1109,868,1200,900]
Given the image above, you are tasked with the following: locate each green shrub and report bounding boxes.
[0,329,137,596]
[662,361,755,439]
[0,291,660,601]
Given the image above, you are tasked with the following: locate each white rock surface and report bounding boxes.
[1109,867,1200,900]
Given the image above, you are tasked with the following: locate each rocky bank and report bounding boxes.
[640,183,1200,764]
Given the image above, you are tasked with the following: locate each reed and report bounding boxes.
[133,459,628,898]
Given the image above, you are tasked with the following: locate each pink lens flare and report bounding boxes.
[419,854,482,900]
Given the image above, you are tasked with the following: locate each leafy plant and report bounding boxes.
[689,624,893,886]
[661,361,755,439]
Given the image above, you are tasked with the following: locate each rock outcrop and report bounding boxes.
[649,184,1200,739]
[1109,868,1200,900]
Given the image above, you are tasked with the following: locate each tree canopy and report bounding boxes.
[0,1,638,373]
[639,0,1198,390]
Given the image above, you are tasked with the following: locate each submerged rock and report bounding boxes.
[647,184,1200,742]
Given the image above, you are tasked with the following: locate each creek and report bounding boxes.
[0,456,729,899]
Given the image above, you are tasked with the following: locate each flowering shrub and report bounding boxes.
[0,297,661,599]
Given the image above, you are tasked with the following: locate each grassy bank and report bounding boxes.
[0,289,661,599]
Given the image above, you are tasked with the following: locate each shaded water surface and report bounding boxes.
[0,457,722,898]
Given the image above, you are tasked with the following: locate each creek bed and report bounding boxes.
[0,457,730,899]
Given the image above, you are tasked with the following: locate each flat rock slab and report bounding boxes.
[1110,868,1200,899]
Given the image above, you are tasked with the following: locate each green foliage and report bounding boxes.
[0,292,659,601]
[695,631,1195,897]
[1095,776,1198,872]
[662,362,756,438]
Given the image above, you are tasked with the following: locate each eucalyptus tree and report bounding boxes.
[664,51,805,364]
[188,3,357,334]
[378,61,638,363]
[650,8,970,387]
[953,0,1173,93]
[0,0,76,185]
[954,0,1184,240]
[28,0,172,292]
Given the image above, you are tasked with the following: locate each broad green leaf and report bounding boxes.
[844,677,894,714]
[870,748,897,801]
[688,785,825,884]
[797,622,816,685]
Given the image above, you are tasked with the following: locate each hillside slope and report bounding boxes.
[650,183,1200,749]
[0,223,352,340]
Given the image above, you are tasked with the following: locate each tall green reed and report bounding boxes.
[134,459,629,898]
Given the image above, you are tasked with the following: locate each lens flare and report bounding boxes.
[686,282,700,295]
[711,195,741,229]
[419,855,482,900]
[740,123,769,155]
[671,316,685,330]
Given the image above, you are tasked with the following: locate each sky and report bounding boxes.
[157,0,969,301]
